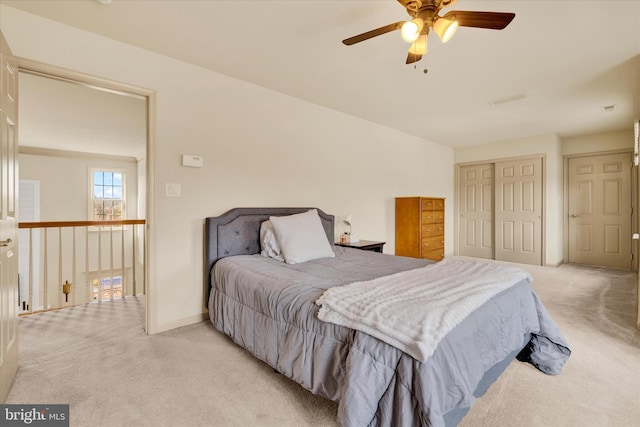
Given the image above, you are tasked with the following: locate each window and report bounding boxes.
[91,276,123,302]
[91,169,125,221]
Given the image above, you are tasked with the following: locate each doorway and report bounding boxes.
[567,152,633,269]
[16,59,154,332]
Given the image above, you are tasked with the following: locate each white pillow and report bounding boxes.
[259,220,284,261]
[269,209,335,265]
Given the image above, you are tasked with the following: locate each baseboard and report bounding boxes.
[148,312,209,335]
[545,259,564,268]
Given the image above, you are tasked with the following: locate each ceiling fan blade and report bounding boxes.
[442,11,515,30]
[342,21,405,46]
[406,51,422,64]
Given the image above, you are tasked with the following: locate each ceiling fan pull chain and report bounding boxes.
[412,56,428,74]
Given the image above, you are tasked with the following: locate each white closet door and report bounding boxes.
[494,157,543,265]
[458,164,494,259]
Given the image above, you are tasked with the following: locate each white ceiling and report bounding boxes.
[19,73,147,158]
[5,0,640,152]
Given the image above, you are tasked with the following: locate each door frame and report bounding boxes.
[563,149,637,271]
[454,154,546,265]
[15,57,157,332]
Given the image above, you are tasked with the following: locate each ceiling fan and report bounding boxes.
[342,0,515,65]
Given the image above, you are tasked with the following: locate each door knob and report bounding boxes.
[570,214,579,218]
[0,238,12,247]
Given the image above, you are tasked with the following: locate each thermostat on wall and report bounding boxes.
[182,154,203,168]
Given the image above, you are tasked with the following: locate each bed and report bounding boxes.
[204,207,570,427]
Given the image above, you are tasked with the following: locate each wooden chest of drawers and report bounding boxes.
[395,197,445,261]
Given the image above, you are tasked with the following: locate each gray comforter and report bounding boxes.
[208,247,570,427]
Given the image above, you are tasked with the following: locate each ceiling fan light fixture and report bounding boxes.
[433,16,459,43]
[409,35,428,55]
[401,18,424,43]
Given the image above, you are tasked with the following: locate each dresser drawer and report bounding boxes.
[421,223,444,237]
[421,199,436,210]
[421,198,445,211]
[421,236,444,252]
[421,211,445,224]
[421,248,444,261]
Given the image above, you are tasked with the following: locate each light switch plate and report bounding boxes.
[165,183,181,197]
[182,154,203,168]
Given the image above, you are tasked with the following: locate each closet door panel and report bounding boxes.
[494,158,542,265]
[458,164,493,259]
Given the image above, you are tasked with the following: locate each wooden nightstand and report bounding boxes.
[335,240,385,253]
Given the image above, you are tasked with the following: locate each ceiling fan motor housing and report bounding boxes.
[401,0,449,29]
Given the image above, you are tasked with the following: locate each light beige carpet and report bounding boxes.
[6,260,640,427]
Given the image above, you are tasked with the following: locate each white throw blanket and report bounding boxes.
[315,259,532,362]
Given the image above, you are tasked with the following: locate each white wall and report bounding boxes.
[562,129,633,156]
[1,6,455,333]
[19,150,138,221]
[455,134,563,266]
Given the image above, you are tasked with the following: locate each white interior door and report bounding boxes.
[458,163,494,259]
[568,153,632,269]
[494,157,543,265]
[0,31,19,403]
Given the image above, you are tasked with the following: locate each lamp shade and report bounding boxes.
[409,35,428,55]
[401,18,424,43]
[433,17,458,43]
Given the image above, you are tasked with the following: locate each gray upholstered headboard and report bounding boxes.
[203,208,335,304]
